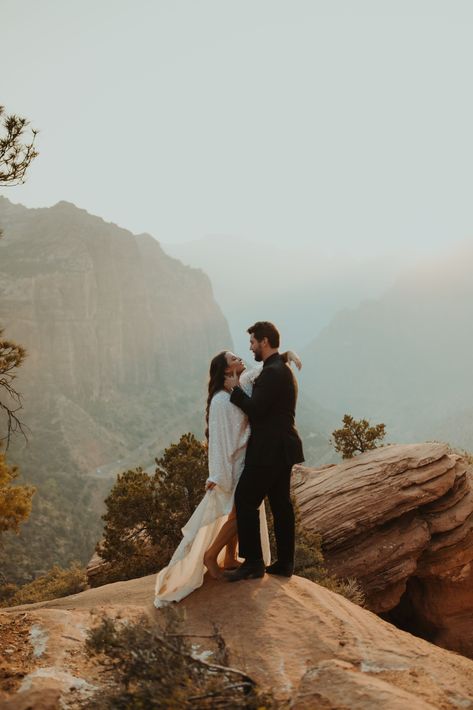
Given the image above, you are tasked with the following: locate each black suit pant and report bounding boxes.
[234,461,295,565]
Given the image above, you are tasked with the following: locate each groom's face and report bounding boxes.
[250,334,264,361]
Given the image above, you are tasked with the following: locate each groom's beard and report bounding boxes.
[253,350,263,362]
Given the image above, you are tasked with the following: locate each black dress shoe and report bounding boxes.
[265,561,294,577]
[223,559,265,582]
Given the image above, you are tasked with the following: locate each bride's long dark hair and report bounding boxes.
[205,350,228,442]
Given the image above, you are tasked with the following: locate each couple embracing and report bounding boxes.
[154,321,304,607]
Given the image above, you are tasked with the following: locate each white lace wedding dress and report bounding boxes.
[154,367,271,607]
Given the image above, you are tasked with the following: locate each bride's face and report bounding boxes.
[225,352,246,376]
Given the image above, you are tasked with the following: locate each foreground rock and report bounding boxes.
[2,572,473,708]
[294,442,473,657]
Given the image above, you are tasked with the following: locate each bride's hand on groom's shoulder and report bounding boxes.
[224,372,239,392]
[287,350,302,370]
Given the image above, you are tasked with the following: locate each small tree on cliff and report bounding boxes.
[0,330,28,447]
[97,433,208,582]
[0,105,38,186]
[331,414,386,459]
[0,452,35,538]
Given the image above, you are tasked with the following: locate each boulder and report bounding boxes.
[293,442,473,657]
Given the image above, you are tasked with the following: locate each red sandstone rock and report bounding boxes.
[294,442,473,658]
[2,573,473,708]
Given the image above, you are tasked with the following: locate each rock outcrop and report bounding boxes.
[2,573,473,709]
[293,442,473,658]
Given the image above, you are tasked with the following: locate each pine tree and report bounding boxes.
[0,329,28,447]
[331,414,386,459]
[0,103,38,444]
[0,452,35,536]
[97,433,208,581]
[0,105,38,186]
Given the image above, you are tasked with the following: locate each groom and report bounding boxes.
[223,321,304,581]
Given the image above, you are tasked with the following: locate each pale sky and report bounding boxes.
[3,0,473,255]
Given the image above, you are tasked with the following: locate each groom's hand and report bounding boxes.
[224,371,239,392]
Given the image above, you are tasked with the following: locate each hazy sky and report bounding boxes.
[3,1,473,255]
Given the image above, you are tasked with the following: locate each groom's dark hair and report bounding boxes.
[247,321,280,348]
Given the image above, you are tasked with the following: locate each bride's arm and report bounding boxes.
[281,350,302,370]
[206,395,240,493]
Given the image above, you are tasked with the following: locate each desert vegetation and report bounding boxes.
[82,607,278,709]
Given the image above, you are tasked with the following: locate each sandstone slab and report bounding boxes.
[2,572,473,708]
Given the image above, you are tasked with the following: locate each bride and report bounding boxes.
[154,349,301,608]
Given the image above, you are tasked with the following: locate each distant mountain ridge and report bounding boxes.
[300,240,473,450]
[0,196,232,583]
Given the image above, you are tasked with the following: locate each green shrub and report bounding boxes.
[95,433,209,585]
[1,561,87,606]
[0,451,35,536]
[0,581,19,605]
[331,414,386,459]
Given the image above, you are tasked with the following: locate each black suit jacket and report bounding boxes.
[230,353,304,467]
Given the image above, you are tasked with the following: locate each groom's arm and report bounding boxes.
[230,367,279,418]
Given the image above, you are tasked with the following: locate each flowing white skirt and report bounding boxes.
[154,484,271,607]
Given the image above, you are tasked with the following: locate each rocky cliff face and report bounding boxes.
[0,197,230,438]
[294,442,473,659]
[0,197,232,582]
